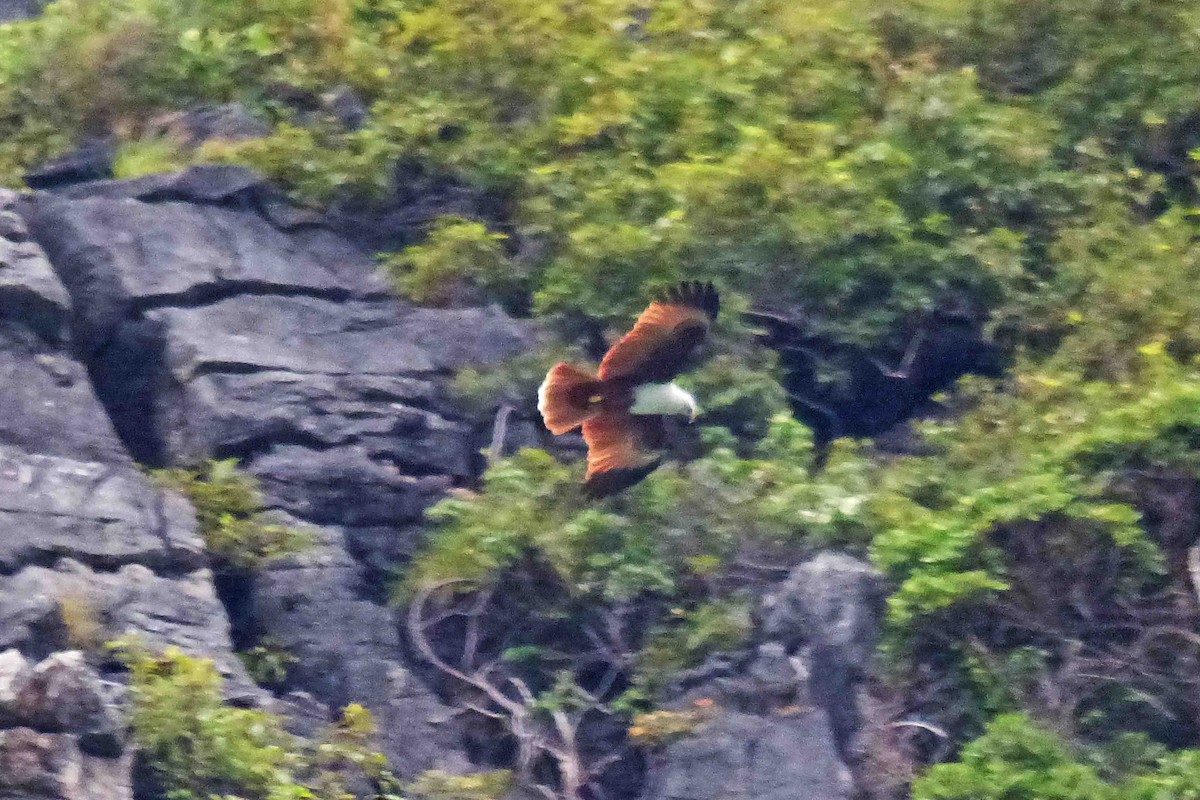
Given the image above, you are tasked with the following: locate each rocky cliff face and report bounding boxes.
[0,184,256,798]
[0,0,43,23]
[0,168,883,799]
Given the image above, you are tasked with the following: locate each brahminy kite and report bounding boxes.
[537,281,719,498]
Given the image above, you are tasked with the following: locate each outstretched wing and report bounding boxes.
[742,309,812,349]
[599,281,719,383]
[581,413,667,498]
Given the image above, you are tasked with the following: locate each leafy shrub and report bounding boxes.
[406,769,514,800]
[870,356,1200,658]
[113,136,188,179]
[380,215,518,307]
[1034,201,1200,379]
[1126,750,1200,800]
[117,641,403,800]
[912,714,1120,800]
[679,352,789,442]
[915,714,1200,800]
[0,0,1123,342]
[121,642,297,800]
[150,458,312,569]
[868,353,1200,756]
[198,121,400,204]
[401,418,876,724]
[637,599,753,696]
[238,637,298,690]
[403,416,874,601]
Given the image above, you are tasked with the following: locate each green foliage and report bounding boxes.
[0,0,1158,334]
[150,458,312,570]
[380,215,519,307]
[238,637,298,690]
[912,714,1120,800]
[409,353,1200,750]
[116,641,402,800]
[870,353,1200,660]
[406,769,513,800]
[304,702,407,800]
[403,417,874,600]
[113,136,188,179]
[679,352,789,441]
[121,641,295,800]
[637,599,753,696]
[914,714,1200,800]
[0,0,1195,359]
[1126,750,1200,800]
[198,121,399,204]
[402,418,875,704]
[398,449,580,595]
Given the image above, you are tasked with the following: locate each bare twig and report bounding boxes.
[407,580,624,800]
[886,720,949,739]
[463,586,494,670]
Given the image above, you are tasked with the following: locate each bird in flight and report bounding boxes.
[538,281,719,498]
[743,306,1005,471]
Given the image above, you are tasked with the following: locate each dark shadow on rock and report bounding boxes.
[86,316,172,466]
[23,139,115,191]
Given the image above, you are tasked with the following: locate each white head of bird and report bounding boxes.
[629,382,698,422]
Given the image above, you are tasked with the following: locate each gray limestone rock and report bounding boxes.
[760,552,887,672]
[0,0,45,22]
[0,206,258,694]
[148,104,272,148]
[0,727,133,800]
[643,708,854,800]
[0,198,70,344]
[0,211,122,463]
[14,173,532,779]
[0,322,127,464]
[0,561,257,700]
[759,553,887,766]
[23,140,114,191]
[0,651,133,800]
[0,445,203,574]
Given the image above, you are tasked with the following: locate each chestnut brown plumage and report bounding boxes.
[537,281,719,498]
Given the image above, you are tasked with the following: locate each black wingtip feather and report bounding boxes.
[742,309,817,349]
[582,459,664,499]
[657,280,719,322]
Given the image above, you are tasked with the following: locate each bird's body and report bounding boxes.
[537,376,697,423]
[742,306,1005,471]
[537,281,718,498]
[630,382,697,417]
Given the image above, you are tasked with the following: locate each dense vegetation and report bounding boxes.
[5,0,1200,796]
[117,641,512,800]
